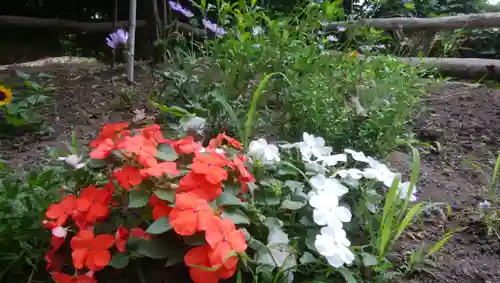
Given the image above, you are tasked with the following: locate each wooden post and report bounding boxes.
[127,0,137,84]
[112,0,118,68]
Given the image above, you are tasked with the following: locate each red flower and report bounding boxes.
[76,186,111,223]
[70,230,115,271]
[173,136,202,155]
[184,245,239,283]
[169,193,216,236]
[149,195,172,220]
[130,228,152,240]
[204,217,247,265]
[45,195,79,226]
[115,226,129,253]
[89,122,129,148]
[178,172,223,201]
[45,249,64,272]
[215,133,242,150]
[89,138,115,159]
[118,135,158,167]
[191,153,228,184]
[141,124,173,145]
[52,272,97,283]
[115,226,151,253]
[113,166,145,190]
[141,162,179,177]
[232,155,255,183]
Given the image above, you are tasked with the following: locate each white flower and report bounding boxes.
[309,190,352,229]
[180,116,206,136]
[337,26,347,32]
[335,168,364,180]
[252,26,264,36]
[478,200,491,210]
[318,153,347,166]
[58,154,86,169]
[298,133,332,161]
[132,109,147,122]
[309,174,348,197]
[315,226,354,268]
[327,35,338,42]
[344,149,369,163]
[248,139,280,164]
[398,181,417,202]
[362,157,397,187]
[304,161,326,174]
[52,226,68,238]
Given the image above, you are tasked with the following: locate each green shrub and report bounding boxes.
[0,164,62,281]
[154,0,427,157]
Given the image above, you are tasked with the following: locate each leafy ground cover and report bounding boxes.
[0,64,499,282]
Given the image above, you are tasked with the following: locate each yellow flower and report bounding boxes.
[0,86,12,106]
[349,51,360,58]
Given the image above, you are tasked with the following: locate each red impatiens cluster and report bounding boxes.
[43,122,254,283]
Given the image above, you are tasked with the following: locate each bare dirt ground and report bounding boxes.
[0,61,158,169]
[392,83,500,283]
[1,62,500,282]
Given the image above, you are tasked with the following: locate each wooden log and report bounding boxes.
[0,15,205,36]
[0,15,146,32]
[349,53,500,80]
[326,13,500,31]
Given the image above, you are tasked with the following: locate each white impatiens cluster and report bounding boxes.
[247,132,418,269]
[308,174,355,268]
[280,133,418,202]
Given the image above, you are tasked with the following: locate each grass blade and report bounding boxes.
[243,72,288,147]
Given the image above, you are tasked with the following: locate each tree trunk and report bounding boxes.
[127,0,137,84]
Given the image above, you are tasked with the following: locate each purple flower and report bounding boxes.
[202,19,226,36]
[168,1,194,18]
[106,28,128,49]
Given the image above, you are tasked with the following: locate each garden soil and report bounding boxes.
[1,62,500,283]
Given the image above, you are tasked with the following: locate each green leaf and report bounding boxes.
[15,69,30,80]
[221,209,250,225]
[24,80,42,91]
[216,192,247,208]
[154,189,175,202]
[137,238,172,259]
[146,217,172,235]
[280,200,305,210]
[305,230,318,252]
[156,144,178,161]
[299,252,318,264]
[183,233,206,246]
[299,216,316,227]
[128,190,150,208]
[26,95,50,105]
[263,217,283,229]
[6,116,25,126]
[37,72,56,79]
[361,252,379,267]
[337,268,357,283]
[109,253,130,268]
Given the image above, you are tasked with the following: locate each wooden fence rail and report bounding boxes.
[3,13,500,80]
